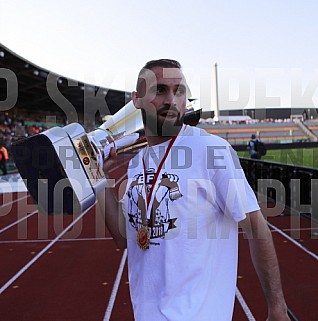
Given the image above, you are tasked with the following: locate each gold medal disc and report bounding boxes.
[137,226,150,250]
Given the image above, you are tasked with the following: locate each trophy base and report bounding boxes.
[12,128,96,215]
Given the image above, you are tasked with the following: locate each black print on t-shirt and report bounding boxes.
[127,168,183,242]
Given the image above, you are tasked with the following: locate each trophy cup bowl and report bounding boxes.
[11,100,201,215]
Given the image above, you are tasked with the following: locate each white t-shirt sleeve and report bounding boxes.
[208,144,260,222]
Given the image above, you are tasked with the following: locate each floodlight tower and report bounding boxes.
[213,62,220,121]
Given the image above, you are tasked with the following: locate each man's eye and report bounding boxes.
[156,86,166,94]
[176,87,186,96]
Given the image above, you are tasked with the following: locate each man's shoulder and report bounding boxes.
[181,125,231,147]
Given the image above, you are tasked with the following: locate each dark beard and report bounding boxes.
[141,106,184,137]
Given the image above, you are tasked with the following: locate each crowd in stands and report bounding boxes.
[0,112,51,147]
[0,110,69,173]
[0,110,103,163]
[199,117,300,126]
[249,118,296,124]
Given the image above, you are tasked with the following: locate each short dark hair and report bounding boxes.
[136,59,182,93]
[142,59,181,70]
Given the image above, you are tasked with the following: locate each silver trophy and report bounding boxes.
[12,100,200,215]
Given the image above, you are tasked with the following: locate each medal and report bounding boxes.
[137,226,150,250]
[138,134,179,250]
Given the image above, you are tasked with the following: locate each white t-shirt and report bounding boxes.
[120,125,259,321]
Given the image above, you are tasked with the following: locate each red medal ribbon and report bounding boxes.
[142,135,177,207]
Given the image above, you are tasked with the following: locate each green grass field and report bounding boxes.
[238,147,318,169]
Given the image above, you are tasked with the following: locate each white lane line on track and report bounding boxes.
[0,210,38,234]
[0,237,113,244]
[108,156,133,175]
[239,227,317,234]
[0,204,93,294]
[0,194,28,208]
[103,249,128,321]
[116,174,128,189]
[102,166,130,320]
[273,227,318,232]
[235,287,256,321]
[267,222,318,261]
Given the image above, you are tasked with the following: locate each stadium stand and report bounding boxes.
[0,44,131,133]
[197,120,310,145]
[304,119,318,136]
[0,43,132,174]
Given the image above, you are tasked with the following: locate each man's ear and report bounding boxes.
[132,91,141,109]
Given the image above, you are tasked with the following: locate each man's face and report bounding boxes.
[133,66,188,137]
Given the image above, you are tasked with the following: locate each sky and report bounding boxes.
[1,0,318,112]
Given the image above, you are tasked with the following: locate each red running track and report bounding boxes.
[0,160,317,320]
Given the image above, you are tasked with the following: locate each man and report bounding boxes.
[0,141,9,175]
[248,134,262,159]
[103,59,290,321]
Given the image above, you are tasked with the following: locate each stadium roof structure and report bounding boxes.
[0,44,131,120]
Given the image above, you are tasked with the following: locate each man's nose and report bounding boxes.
[164,90,177,106]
